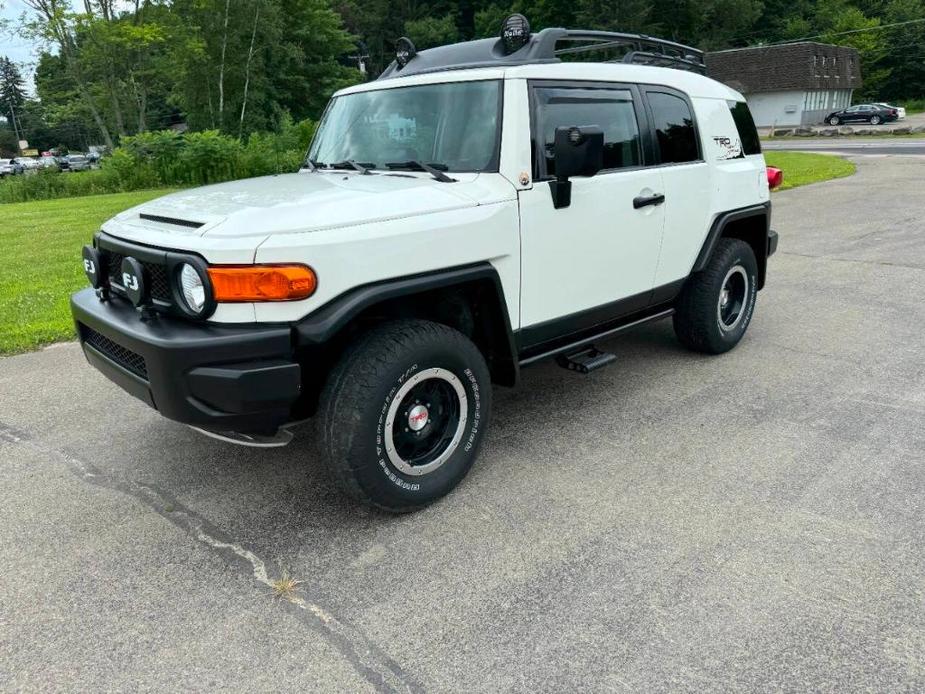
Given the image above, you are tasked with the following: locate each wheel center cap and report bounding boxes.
[408,404,429,431]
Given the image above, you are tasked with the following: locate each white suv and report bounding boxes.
[71,18,779,511]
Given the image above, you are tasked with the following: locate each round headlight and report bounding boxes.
[179,263,206,314]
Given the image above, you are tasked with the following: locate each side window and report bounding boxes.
[533,86,642,177]
[647,91,699,164]
[727,100,761,155]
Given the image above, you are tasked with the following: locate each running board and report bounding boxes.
[556,347,616,374]
[519,308,675,367]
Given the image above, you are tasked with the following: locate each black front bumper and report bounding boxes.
[71,289,301,433]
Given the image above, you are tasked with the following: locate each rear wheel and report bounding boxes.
[870,115,882,125]
[319,319,491,512]
[673,239,758,354]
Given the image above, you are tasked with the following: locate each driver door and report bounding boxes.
[518,81,665,336]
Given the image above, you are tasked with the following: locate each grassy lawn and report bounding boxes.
[764,151,856,191]
[0,189,174,355]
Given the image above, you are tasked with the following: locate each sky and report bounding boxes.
[0,0,44,93]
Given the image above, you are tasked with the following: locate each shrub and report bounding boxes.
[0,118,316,204]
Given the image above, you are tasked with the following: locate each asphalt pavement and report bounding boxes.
[2,155,925,691]
[764,138,925,155]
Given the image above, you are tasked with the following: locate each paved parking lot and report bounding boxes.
[2,155,924,692]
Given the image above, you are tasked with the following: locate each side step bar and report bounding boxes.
[556,347,617,374]
[519,308,675,367]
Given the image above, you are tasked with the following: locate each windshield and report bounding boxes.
[308,80,502,173]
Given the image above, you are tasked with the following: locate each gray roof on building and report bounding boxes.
[705,42,862,93]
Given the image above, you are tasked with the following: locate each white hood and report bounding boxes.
[111,171,511,239]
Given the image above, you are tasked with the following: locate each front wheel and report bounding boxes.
[829,116,840,126]
[319,320,492,512]
[673,239,758,354]
[870,115,882,125]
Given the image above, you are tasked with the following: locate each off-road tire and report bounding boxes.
[673,238,758,354]
[319,319,492,512]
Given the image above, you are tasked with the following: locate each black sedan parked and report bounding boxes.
[825,104,899,126]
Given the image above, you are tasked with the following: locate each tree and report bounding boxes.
[0,57,27,145]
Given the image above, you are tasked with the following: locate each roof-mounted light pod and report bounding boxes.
[395,37,417,69]
[500,14,531,54]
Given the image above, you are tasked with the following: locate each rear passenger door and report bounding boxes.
[641,87,712,289]
[518,81,666,332]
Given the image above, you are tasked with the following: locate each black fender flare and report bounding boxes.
[294,263,519,386]
[693,202,772,289]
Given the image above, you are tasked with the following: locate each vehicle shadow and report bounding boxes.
[120,319,695,544]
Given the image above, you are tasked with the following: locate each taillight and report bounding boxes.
[767,166,783,190]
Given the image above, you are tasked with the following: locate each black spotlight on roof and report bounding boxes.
[395,37,417,69]
[500,13,531,54]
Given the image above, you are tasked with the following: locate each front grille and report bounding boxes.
[81,325,148,380]
[107,252,171,302]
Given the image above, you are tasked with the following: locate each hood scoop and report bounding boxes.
[139,212,205,229]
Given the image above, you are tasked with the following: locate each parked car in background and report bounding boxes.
[0,159,16,177]
[826,104,899,125]
[66,154,91,172]
[40,155,61,170]
[875,103,906,120]
[13,157,42,173]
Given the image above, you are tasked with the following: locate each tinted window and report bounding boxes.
[647,92,699,164]
[727,100,761,155]
[534,87,642,177]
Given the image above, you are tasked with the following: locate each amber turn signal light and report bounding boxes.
[208,264,317,302]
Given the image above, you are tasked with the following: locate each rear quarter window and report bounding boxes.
[647,91,700,164]
[728,101,761,155]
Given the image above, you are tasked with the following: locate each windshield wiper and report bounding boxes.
[385,160,457,183]
[331,159,375,175]
[302,158,322,171]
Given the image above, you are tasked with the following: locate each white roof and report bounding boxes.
[337,63,741,101]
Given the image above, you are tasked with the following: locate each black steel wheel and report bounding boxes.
[319,319,491,512]
[673,238,758,354]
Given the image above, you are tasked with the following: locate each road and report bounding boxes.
[764,138,925,155]
[2,156,925,691]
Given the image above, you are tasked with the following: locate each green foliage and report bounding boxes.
[0,189,176,354]
[0,118,316,203]
[404,14,461,49]
[14,0,925,156]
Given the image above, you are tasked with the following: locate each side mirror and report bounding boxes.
[549,125,604,209]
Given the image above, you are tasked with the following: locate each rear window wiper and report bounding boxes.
[385,160,457,183]
[331,160,376,175]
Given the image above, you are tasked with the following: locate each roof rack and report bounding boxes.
[377,24,705,80]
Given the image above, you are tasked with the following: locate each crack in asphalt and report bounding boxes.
[0,421,423,694]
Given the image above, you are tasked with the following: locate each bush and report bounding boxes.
[0,118,316,204]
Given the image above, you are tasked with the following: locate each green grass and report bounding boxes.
[0,189,175,355]
[764,151,856,191]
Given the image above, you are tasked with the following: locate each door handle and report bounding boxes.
[633,193,666,209]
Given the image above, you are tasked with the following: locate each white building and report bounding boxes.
[706,42,862,128]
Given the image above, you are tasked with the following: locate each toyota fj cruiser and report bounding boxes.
[71,16,779,512]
